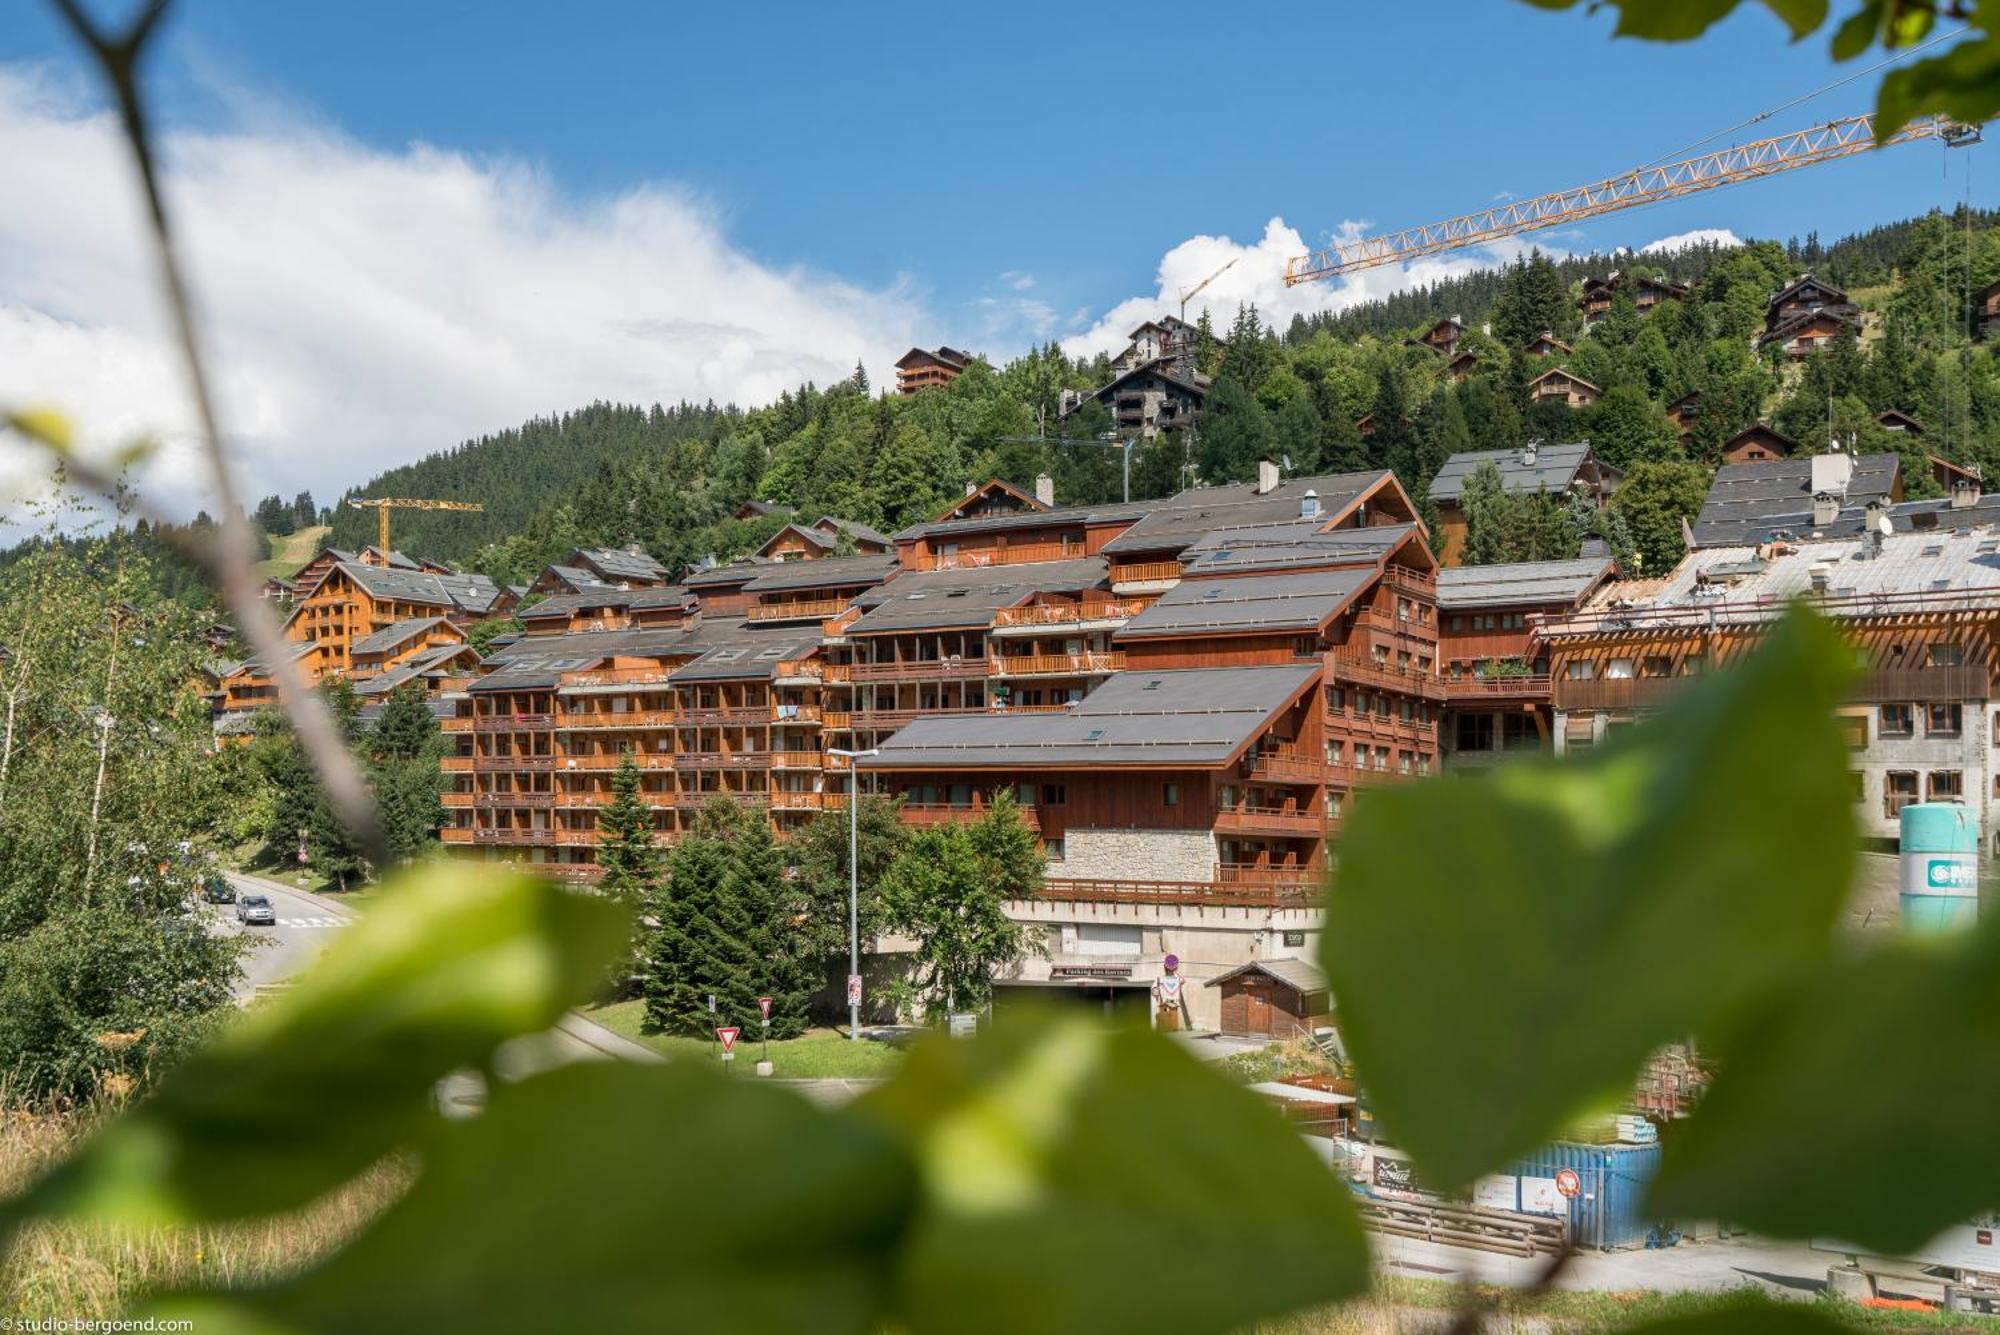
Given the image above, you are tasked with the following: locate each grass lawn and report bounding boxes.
[253,523,330,581]
[582,999,905,1079]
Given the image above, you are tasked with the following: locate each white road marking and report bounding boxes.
[274,916,346,929]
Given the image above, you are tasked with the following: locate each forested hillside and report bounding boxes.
[314,206,2000,586]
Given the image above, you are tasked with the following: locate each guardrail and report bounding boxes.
[1038,876,1317,908]
[1110,560,1183,584]
[747,597,850,622]
[992,599,1147,628]
[990,651,1125,677]
[473,713,555,732]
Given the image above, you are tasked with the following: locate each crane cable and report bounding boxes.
[1633,24,1969,172]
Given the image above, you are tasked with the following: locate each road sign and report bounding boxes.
[716,1026,740,1058]
[847,973,862,1007]
[1555,1168,1582,1199]
[758,995,773,1022]
[707,993,717,1014]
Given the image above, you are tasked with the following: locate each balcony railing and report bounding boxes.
[846,658,988,682]
[1853,664,1988,703]
[990,651,1125,677]
[440,716,472,733]
[1217,862,1322,886]
[441,756,473,773]
[1550,676,1684,712]
[1327,654,1448,701]
[555,709,679,730]
[554,753,676,772]
[771,790,843,811]
[473,713,555,732]
[1110,560,1183,584]
[441,791,474,808]
[770,751,823,769]
[472,754,559,773]
[934,541,1085,570]
[991,599,1147,629]
[475,792,556,808]
[1213,805,1326,837]
[845,707,986,731]
[439,826,473,844]
[1443,673,1553,700]
[748,597,851,623]
[1243,748,1325,783]
[674,752,774,770]
[771,705,823,725]
[560,667,675,689]
[899,801,1040,831]
[678,707,771,726]
[1039,876,1316,908]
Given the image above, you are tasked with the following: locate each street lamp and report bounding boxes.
[826,747,878,1041]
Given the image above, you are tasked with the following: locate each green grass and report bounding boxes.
[581,999,905,1079]
[253,524,331,581]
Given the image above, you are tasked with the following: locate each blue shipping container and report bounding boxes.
[1509,1142,1664,1250]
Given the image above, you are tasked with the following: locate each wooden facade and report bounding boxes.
[894,346,972,395]
[1526,367,1600,408]
[1722,424,1799,465]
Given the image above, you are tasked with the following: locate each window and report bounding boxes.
[1417,753,1432,776]
[1566,661,1596,680]
[1326,791,1344,820]
[1930,770,1965,801]
[1375,696,1391,720]
[1043,837,1064,863]
[1326,688,1345,713]
[1642,655,1674,678]
[1849,770,1865,802]
[1163,783,1180,807]
[1324,740,1345,766]
[1820,710,1870,750]
[1397,597,1412,622]
[1885,771,1919,817]
[1605,658,1635,680]
[1930,643,1965,667]
[1928,703,1964,738]
[1040,783,1066,806]
[1880,703,1915,737]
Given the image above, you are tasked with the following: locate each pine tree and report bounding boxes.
[596,752,660,909]
[645,833,729,1035]
[1197,378,1275,483]
[1412,386,1472,491]
[729,818,817,1039]
[1271,390,1325,474]
[1459,461,1513,567]
[371,684,439,762]
[1492,251,1575,348]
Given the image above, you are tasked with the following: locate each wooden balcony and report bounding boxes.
[990,651,1125,677]
[773,660,825,683]
[560,667,676,689]
[546,863,606,884]
[771,705,823,725]
[846,658,988,683]
[1110,560,1183,585]
[441,791,474,808]
[555,709,679,731]
[748,597,851,623]
[674,752,774,770]
[441,755,474,773]
[934,541,1085,570]
[1550,676,1684,712]
[771,789,842,811]
[1853,664,1989,703]
[472,754,560,773]
[473,827,557,846]
[1213,804,1325,838]
[1039,875,1316,908]
[678,707,771,726]
[770,751,824,770]
[552,791,676,809]
[991,599,1147,629]
[1326,654,1448,701]
[900,801,1040,831]
[1218,862,1322,886]
[439,826,473,844]
[821,710,853,731]
[821,610,863,638]
[848,707,987,731]
[1242,748,1325,784]
[556,753,676,772]
[474,713,555,732]
[1443,673,1553,702]
[440,716,472,733]
[475,792,557,808]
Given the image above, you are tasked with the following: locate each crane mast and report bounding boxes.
[1286,114,1979,286]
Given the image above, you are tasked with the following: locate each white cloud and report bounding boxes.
[1638,226,1742,254]
[0,64,929,526]
[1060,217,1569,360]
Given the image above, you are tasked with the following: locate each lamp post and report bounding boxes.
[827,747,878,1041]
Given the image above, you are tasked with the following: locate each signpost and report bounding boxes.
[757,995,773,1073]
[1555,1167,1582,1200]
[716,1026,740,1066]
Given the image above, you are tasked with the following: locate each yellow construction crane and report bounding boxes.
[346,497,485,553]
[1178,257,1239,321]
[1286,113,1980,286]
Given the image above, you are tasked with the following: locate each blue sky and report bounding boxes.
[0,1,1986,512]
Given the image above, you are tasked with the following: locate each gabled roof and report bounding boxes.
[1877,409,1926,433]
[1429,443,1598,505]
[1177,520,1425,578]
[741,553,899,593]
[845,558,1109,635]
[858,663,1319,771]
[335,561,503,614]
[1690,453,1902,546]
[1723,424,1799,456]
[355,642,479,695]
[733,500,794,521]
[683,558,770,589]
[1081,358,1208,408]
[814,515,891,548]
[1205,957,1329,993]
[350,615,462,657]
[1759,304,1861,347]
[1099,470,1399,556]
[1526,366,1598,394]
[928,477,1052,525]
[1525,332,1574,355]
[571,547,668,585]
[1769,273,1849,309]
[757,522,838,557]
[1437,557,1617,611]
[536,564,617,594]
[896,345,973,370]
[1117,567,1376,640]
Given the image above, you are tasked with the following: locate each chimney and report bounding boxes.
[1256,458,1281,495]
[1808,559,1833,594]
[965,481,978,498]
[1811,490,1840,528]
[1810,451,1854,498]
[1034,472,1055,507]
[1521,440,1540,467]
[1300,489,1321,520]
[1953,477,1981,510]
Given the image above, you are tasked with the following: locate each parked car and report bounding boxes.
[203,875,236,904]
[236,894,276,926]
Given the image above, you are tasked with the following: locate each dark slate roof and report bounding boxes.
[474,618,818,690]
[1099,471,1392,556]
[1178,520,1416,577]
[858,664,1318,770]
[741,554,900,593]
[669,636,819,683]
[1116,567,1375,639]
[541,565,617,593]
[892,500,1134,544]
[339,561,503,614]
[844,558,1109,635]
[817,516,891,548]
[574,547,668,584]
[518,591,629,621]
[351,616,458,656]
[1429,443,1594,504]
[1204,957,1329,993]
[1691,453,1902,547]
[356,642,476,695]
[683,558,770,588]
[1436,557,1617,611]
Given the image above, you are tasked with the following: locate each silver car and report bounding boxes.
[236,894,276,927]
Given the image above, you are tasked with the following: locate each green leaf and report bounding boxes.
[1605,1302,1853,1334]
[4,406,75,454]
[1876,37,2000,140]
[1759,0,1829,41]
[1323,608,1855,1189]
[148,1062,915,1335]
[1511,0,1826,41]
[1828,1,1885,60]
[1653,920,2000,1253]
[0,864,626,1233]
[859,1013,1369,1335]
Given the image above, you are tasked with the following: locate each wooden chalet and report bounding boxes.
[1721,424,1799,465]
[1525,366,1601,409]
[1444,350,1481,384]
[1666,391,1702,445]
[1931,454,1984,494]
[1580,270,1692,326]
[1759,274,1862,358]
[1206,958,1332,1040]
[1979,279,2000,340]
[755,517,892,562]
[1522,331,1574,358]
[894,346,973,395]
[1428,442,1621,566]
[1877,409,1926,435]
[1417,315,1464,356]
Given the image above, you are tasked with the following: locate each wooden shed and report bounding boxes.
[1207,958,1332,1039]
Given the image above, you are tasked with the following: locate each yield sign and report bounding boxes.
[715,1026,741,1053]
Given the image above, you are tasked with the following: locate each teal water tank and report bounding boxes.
[1900,803,1979,934]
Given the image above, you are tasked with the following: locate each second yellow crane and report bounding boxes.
[346,496,485,554]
